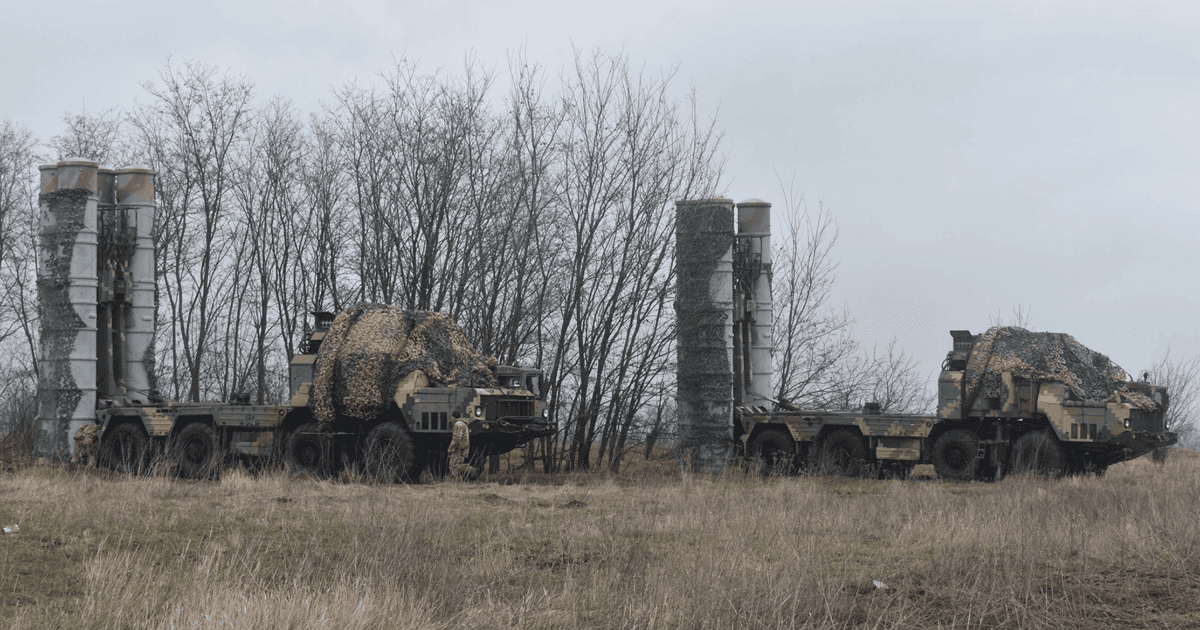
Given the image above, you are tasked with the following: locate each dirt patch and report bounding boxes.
[309,304,496,425]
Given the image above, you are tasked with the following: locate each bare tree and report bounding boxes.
[230,96,307,403]
[770,180,933,415]
[47,108,131,165]
[860,340,934,413]
[130,59,255,402]
[542,49,722,472]
[1149,349,1200,452]
[771,186,857,408]
[460,52,562,365]
[328,80,399,305]
[298,114,352,317]
[0,120,39,367]
[487,54,568,471]
[0,120,40,439]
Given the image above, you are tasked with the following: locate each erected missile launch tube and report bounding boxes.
[35,159,100,458]
[96,168,118,399]
[736,199,773,408]
[116,167,157,403]
[675,198,735,470]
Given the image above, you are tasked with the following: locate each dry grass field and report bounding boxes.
[0,448,1198,629]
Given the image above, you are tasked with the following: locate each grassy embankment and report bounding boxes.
[1,449,1198,629]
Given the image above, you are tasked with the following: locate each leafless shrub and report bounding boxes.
[1149,348,1200,450]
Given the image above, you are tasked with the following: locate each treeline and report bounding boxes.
[0,50,941,471]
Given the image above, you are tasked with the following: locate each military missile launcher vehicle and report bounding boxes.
[91,307,553,480]
[675,197,1174,479]
[739,327,1177,479]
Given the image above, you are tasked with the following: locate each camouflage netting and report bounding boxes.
[675,201,735,468]
[141,334,160,397]
[309,304,497,425]
[964,326,1156,411]
[34,188,90,457]
[98,204,136,272]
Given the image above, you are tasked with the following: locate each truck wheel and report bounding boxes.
[365,421,418,483]
[1011,430,1065,478]
[174,422,219,479]
[931,428,980,481]
[748,429,796,475]
[98,423,149,474]
[286,422,332,478]
[814,429,868,477]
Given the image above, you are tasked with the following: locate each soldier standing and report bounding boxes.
[447,411,477,479]
[71,422,101,467]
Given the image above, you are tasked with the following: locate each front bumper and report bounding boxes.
[1108,429,1178,462]
[476,416,557,436]
[1122,430,1178,447]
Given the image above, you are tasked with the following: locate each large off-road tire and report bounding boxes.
[1011,430,1065,478]
[814,429,868,477]
[364,421,419,483]
[931,428,980,481]
[285,422,333,478]
[98,423,150,474]
[748,429,797,476]
[173,422,220,479]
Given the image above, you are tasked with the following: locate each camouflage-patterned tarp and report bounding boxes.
[309,304,497,425]
[964,327,1155,411]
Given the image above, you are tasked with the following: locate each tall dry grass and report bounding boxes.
[0,451,1197,629]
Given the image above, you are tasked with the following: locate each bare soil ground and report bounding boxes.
[0,449,1197,629]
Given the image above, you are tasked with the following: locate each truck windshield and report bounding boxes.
[527,374,543,399]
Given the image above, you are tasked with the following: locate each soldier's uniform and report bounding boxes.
[71,423,101,467]
[447,415,477,479]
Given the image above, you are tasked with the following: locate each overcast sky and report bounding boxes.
[3,0,1197,390]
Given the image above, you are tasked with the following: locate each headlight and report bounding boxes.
[541,408,548,419]
[1124,419,1130,428]
[474,406,483,418]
